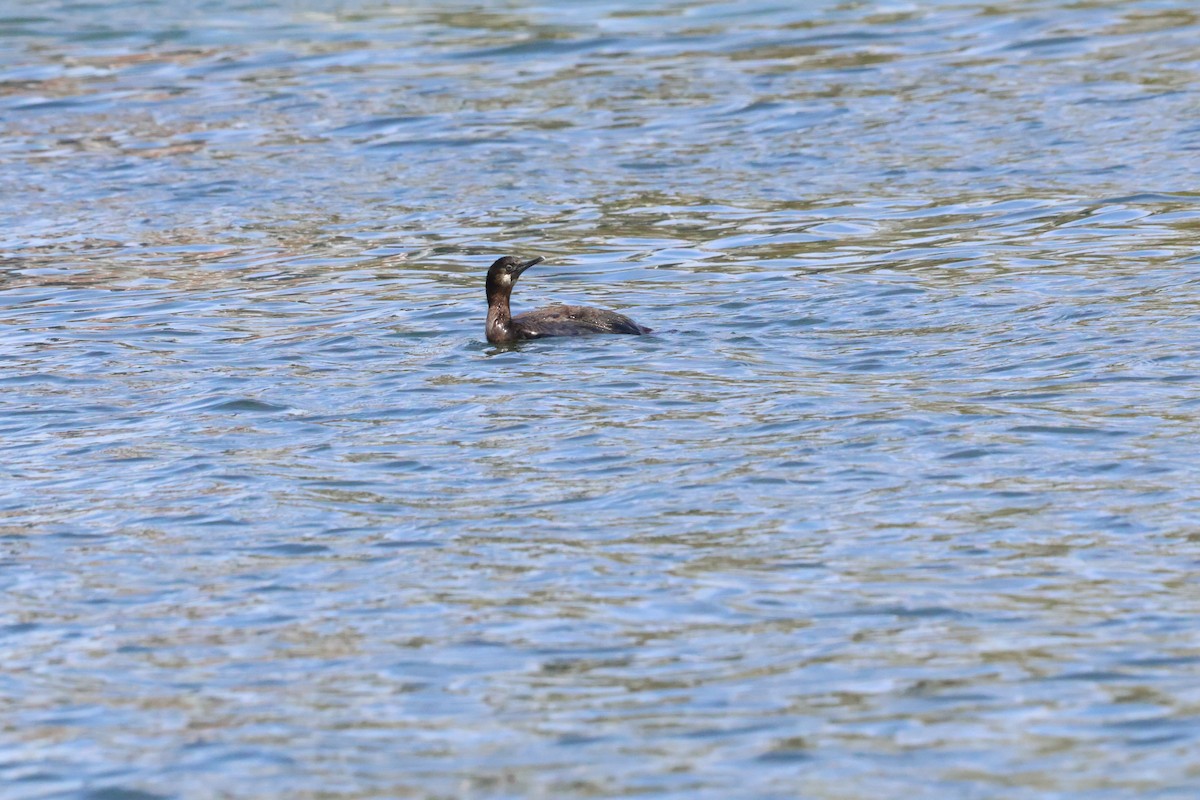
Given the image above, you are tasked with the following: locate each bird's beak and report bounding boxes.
[514,256,544,277]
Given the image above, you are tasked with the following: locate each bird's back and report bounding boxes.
[512,304,651,339]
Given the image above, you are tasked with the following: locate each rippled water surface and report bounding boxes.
[5,0,1200,797]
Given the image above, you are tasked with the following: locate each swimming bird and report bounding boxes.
[484,255,651,345]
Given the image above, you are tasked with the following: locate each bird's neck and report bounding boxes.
[486,289,515,344]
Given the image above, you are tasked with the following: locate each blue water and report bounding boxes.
[4,1,1200,797]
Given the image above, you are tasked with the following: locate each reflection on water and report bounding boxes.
[3,1,1200,797]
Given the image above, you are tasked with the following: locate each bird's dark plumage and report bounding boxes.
[485,255,651,345]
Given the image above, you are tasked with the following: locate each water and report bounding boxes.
[4,0,1200,797]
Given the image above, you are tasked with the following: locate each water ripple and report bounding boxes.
[3,0,1200,798]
